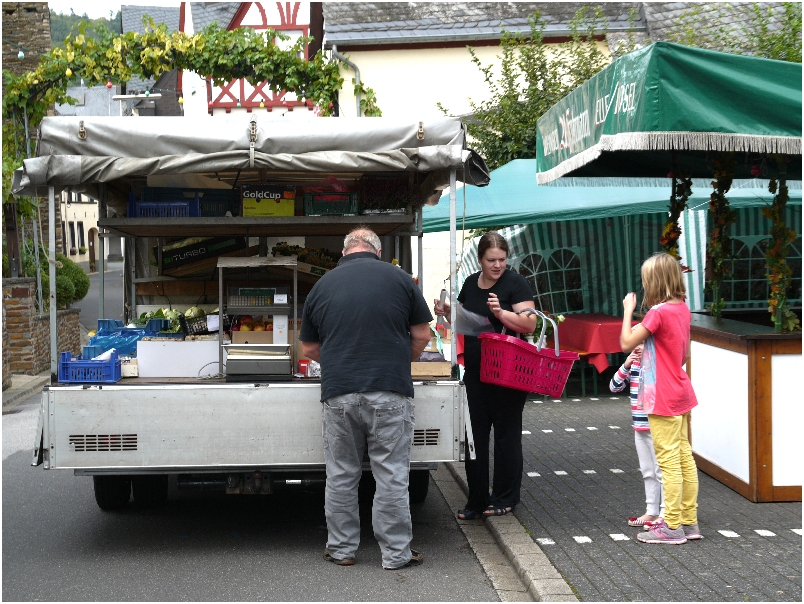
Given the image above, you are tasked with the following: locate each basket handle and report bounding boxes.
[503,308,562,358]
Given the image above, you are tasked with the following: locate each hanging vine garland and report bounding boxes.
[705,153,737,318]
[764,163,801,332]
[660,172,693,270]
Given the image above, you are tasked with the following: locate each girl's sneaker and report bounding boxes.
[681,523,703,540]
[636,519,687,544]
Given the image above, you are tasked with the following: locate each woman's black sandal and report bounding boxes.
[457,509,483,520]
[483,505,514,517]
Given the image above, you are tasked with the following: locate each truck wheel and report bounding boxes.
[93,475,131,511]
[132,475,169,508]
[408,469,430,504]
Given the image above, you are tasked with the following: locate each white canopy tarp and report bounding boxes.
[13,116,489,200]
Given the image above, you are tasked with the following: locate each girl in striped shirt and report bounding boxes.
[609,337,664,528]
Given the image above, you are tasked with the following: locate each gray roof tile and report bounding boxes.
[121,5,180,33]
[323,2,646,45]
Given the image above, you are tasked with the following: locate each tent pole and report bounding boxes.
[449,169,457,375]
[98,185,105,320]
[417,206,424,293]
[49,187,57,380]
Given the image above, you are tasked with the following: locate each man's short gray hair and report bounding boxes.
[343,227,381,254]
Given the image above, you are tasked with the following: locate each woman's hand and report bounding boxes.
[487,293,503,319]
[433,298,451,322]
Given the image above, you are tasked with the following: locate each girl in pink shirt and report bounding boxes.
[620,253,701,545]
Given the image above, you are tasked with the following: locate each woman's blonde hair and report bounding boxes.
[641,253,686,309]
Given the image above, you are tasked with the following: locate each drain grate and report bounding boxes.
[69,434,138,452]
[413,428,440,446]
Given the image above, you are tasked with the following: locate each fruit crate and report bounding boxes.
[59,351,122,384]
[146,318,171,332]
[128,194,201,218]
[142,187,240,217]
[184,314,232,335]
[304,192,359,216]
[97,319,125,332]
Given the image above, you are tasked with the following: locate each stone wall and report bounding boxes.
[1,3,51,86]
[2,277,81,376]
[2,298,10,390]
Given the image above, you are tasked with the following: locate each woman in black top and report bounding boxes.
[434,232,536,519]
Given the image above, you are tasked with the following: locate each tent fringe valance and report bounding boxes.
[536,144,603,184]
[542,177,804,189]
[601,132,802,155]
[537,133,802,184]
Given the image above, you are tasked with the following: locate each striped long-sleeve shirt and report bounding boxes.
[609,358,649,431]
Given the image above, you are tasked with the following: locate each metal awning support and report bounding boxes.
[449,169,457,373]
[98,184,105,320]
[48,186,57,380]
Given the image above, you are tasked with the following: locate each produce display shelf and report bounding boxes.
[225,305,292,316]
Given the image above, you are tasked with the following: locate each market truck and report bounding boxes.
[17,116,489,510]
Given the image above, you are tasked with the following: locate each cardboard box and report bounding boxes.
[242,184,296,217]
[233,328,307,362]
[411,362,451,377]
[121,357,138,378]
[137,340,222,377]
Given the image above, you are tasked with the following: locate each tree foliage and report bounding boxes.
[50,9,122,47]
[666,2,802,63]
[439,7,638,172]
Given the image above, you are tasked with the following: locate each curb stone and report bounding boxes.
[446,462,579,602]
[2,373,50,409]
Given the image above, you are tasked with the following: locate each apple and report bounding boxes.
[267,324,274,331]
[253,324,265,331]
[240,324,252,332]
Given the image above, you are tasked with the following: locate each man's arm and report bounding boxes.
[301,341,321,363]
[409,323,432,361]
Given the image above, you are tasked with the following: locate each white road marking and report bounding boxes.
[610,469,624,474]
[610,397,619,400]
[565,428,576,432]
[527,472,541,477]
[522,430,532,435]
[536,538,555,545]
[791,529,803,535]
[583,470,597,474]
[719,530,741,538]
[754,529,776,537]
[573,536,592,544]
[610,533,630,541]
[609,425,621,429]
[554,470,568,476]
[542,429,553,433]
[587,427,598,430]
[590,398,599,401]
[572,399,581,402]
[552,399,563,403]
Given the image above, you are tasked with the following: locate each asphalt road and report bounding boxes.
[73,265,126,331]
[3,392,498,602]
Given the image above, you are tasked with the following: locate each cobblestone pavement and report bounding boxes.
[510,396,802,602]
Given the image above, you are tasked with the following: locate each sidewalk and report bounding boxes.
[2,372,50,409]
[502,395,802,602]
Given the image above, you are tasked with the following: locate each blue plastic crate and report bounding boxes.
[82,345,105,359]
[59,352,122,384]
[141,187,239,217]
[97,319,125,332]
[146,318,171,332]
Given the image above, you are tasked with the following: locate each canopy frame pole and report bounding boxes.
[48,186,57,381]
[98,184,105,320]
[449,169,457,374]
[417,206,424,293]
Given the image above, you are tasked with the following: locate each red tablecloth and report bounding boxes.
[557,313,629,373]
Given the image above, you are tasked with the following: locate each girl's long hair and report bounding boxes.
[641,253,686,309]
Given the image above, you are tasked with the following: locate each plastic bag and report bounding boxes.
[87,327,156,358]
[455,305,494,336]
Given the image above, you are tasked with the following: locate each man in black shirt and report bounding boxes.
[300,227,432,570]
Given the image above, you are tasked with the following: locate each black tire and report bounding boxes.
[93,475,131,511]
[408,469,430,505]
[132,475,169,508]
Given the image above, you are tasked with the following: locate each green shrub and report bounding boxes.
[58,253,90,301]
[55,273,75,306]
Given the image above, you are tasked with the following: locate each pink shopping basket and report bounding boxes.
[478,310,579,397]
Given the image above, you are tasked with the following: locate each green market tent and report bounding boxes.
[423,159,801,233]
[535,42,802,184]
[423,159,801,314]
